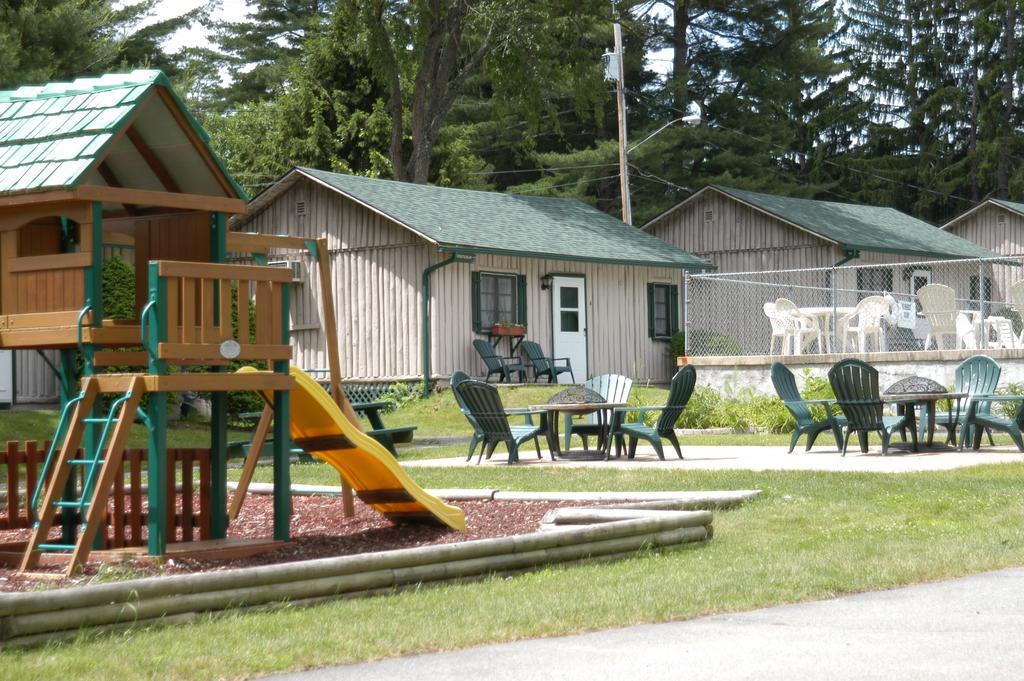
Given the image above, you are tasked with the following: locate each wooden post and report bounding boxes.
[310,238,355,517]
[228,404,274,521]
[613,22,631,225]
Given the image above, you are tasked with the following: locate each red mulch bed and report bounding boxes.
[0,494,588,593]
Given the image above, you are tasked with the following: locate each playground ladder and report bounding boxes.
[19,375,148,576]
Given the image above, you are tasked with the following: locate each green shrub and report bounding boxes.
[102,255,135,320]
[996,382,1024,422]
[672,370,836,434]
[676,386,722,429]
[381,382,418,412]
[667,329,743,357]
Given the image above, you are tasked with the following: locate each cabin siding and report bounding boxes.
[243,178,682,384]
[434,254,679,382]
[647,189,839,273]
[15,349,58,403]
[945,204,1024,305]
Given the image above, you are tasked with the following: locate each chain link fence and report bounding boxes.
[684,256,1024,357]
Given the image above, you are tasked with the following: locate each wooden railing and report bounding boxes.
[149,260,293,365]
[2,252,89,316]
[0,442,211,547]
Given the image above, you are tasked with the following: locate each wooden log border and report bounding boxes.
[0,511,714,648]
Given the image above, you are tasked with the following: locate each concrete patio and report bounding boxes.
[402,442,1023,473]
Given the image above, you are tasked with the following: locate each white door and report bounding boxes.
[551,276,586,383]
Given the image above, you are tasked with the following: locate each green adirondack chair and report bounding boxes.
[451,370,540,461]
[452,377,543,464]
[563,373,633,451]
[960,393,1024,451]
[828,358,916,455]
[771,362,845,453]
[934,355,999,446]
[472,339,526,383]
[607,365,696,460]
[520,340,575,383]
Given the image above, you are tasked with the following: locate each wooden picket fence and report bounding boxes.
[0,441,212,548]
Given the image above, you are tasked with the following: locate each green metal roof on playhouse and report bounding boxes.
[243,167,713,270]
[0,70,246,199]
[645,185,999,260]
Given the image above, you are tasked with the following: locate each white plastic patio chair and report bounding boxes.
[918,284,965,350]
[1010,280,1024,314]
[773,298,823,355]
[986,316,1017,349]
[1010,281,1024,345]
[763,302,791,355]
[836,296,891,352]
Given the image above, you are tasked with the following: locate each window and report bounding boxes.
[969,275,992,312]
[472,272,527,331]
[856,267,893,299]
[909,268,931,296]
[647,282,679,339]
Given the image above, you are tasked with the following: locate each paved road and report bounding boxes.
[270,568,1024,681]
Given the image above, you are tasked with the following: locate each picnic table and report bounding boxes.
[232,400,415,458]
[349,400,416,456]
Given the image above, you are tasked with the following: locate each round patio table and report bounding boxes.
[529,387,625,461]
[883,376,966,448]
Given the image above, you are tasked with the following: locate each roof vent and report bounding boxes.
[703,209,713,223]
[998,212,1008,224]
[295,201,306,216]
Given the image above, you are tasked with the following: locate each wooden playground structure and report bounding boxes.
[0,71,461,578]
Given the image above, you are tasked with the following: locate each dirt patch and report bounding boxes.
[0,494,589,593]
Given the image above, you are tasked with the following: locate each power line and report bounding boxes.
[624,87,982,208]
[469,162,619,176]
[511,173,621,194]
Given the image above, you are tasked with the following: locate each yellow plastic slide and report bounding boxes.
[240,366,465,531]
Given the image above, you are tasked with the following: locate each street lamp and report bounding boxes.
[621,114,702,223]
[628,115,702,154]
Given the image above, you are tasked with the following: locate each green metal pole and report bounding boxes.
[83,202,104,549]
[146,261,168,555]
[57,218,79,543]
[272,282,291,541]
[209,212,228,538]
[58,348,78,544]
[420,253,462,398]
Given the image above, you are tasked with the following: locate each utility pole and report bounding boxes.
[613,21,631,225]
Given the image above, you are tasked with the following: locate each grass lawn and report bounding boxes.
[5,463,1024,680]
[0,409,250,450]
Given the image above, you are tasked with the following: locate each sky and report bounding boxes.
[141,0,252,52]
[141,0,674,77]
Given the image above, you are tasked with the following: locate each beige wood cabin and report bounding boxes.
[235,167,713,388]
[942,198,1024,306]
[641,186,1004,358]
[646,186,1000,312]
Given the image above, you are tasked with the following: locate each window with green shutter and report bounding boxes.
[647,282,679,340]
[472,272,527,331]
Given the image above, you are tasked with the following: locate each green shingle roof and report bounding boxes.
[274,168,711,269]
[991,198,1024,217]
[692,185,998,260]
[0,70,245,198]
